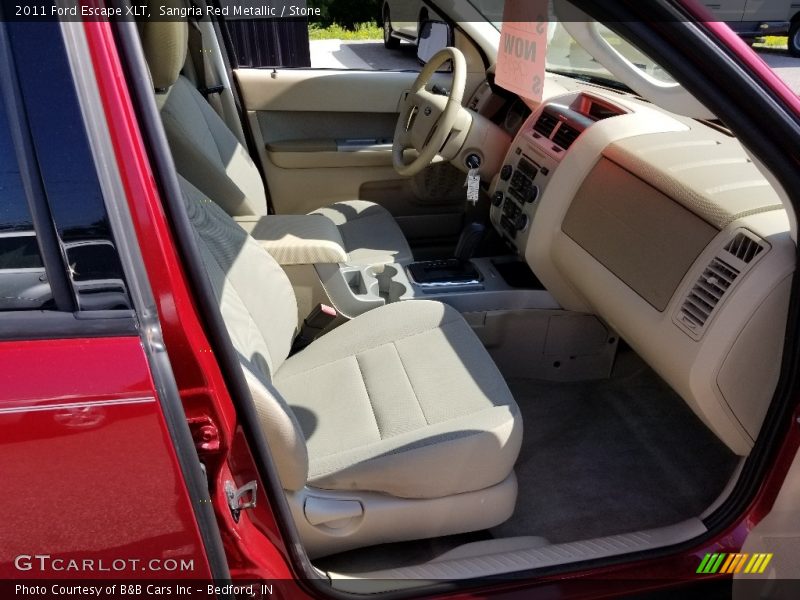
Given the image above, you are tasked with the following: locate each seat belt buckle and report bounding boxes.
[304,303,337,331]
[293,304,338,353]
[199,85,225,97]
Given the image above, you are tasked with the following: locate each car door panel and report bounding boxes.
[236,68,465,241]
[704,0,747,20]
[0,337,212,579]
[387,0,424,38]
[743,0,791,21]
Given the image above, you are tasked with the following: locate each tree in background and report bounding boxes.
[308,0,381,30]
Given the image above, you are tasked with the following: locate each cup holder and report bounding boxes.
[366,265,407,303]
[331,263,409,315]
[343,270,368,295]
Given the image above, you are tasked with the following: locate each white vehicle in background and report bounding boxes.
[703,0,800,56]
[382,0,432,49]
[0,232,129,311]
[0,230,51,310]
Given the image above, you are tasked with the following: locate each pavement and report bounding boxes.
[758,50,800,94]
[310,39,800,94]
[309,40,419,70]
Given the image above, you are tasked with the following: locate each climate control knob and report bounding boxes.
[500,164,513,181]
[492,192,504,207]
[515,213,529,232]
[526,184,540,204]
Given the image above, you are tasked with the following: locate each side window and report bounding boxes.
[224,0,425,71]
[0,20,131,315]
[0,88,51,311]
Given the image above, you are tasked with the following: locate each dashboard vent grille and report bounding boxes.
[680,258,739,331]
[553,123,581,150]
[725,232,764,264]
[533,112,558,137]
[675,230,768,339]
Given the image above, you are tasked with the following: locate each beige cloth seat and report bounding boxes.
[139,21,413,266]
[275,300,521,499]
[180,175,522,556]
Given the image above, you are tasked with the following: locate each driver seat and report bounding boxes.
[138,20,413,266]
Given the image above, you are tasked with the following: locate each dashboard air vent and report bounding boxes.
[724,232,764,264]
[553,123,581,150]
[675,229,768,339]
[533,112,558,137]
[679,258,739,331]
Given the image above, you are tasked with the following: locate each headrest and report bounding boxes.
[138,19,189,92]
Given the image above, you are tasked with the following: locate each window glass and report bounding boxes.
[8,22,131,312]
[0,85,52,311]
[225,0,423,71]
[66,243,124,283]
[0,234,43,270]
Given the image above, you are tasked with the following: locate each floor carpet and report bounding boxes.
[317,351,739,571]
[491,352,739,542]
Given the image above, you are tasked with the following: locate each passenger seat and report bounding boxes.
[138,20,414,266]
[179,174,522,557]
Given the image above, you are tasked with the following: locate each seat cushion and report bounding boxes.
[274,300,522,499]
[310,200,414,266]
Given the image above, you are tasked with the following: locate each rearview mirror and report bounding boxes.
[417,21,453,65]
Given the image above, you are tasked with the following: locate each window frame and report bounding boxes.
[0,21,136,340]
[0,21,74,314]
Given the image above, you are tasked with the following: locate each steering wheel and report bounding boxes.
[393,47,467,177]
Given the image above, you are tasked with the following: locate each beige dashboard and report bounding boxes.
[488,86,795,455]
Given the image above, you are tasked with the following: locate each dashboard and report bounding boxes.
[474,81,795,456]
[489,93,628,244]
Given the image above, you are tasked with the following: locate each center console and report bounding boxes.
[407,259,482,291]
[314,256,557,319]
[314,256,617,382]
[490,93,628,254]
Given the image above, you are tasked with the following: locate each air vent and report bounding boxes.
[552,123,581,150]
[533,112,558,137]
[724,232,764,264]
[679,258,740,332]
[675,230,768,339]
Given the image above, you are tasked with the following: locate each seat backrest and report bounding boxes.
[180,175,308,490]
[138,20,267,217]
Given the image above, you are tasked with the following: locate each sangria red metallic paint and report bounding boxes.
[2,3,800,598]
[0,337,212,580]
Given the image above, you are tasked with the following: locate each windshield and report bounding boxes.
[467,0,675,85]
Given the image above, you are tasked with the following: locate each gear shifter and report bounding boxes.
[406,222,485,287]
[454,221,485,262]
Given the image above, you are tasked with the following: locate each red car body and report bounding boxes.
[2,3,800,598]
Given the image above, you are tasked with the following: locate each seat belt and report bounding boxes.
[185,4,272,211]
[186,19,224,112]
[185,14,248,147]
